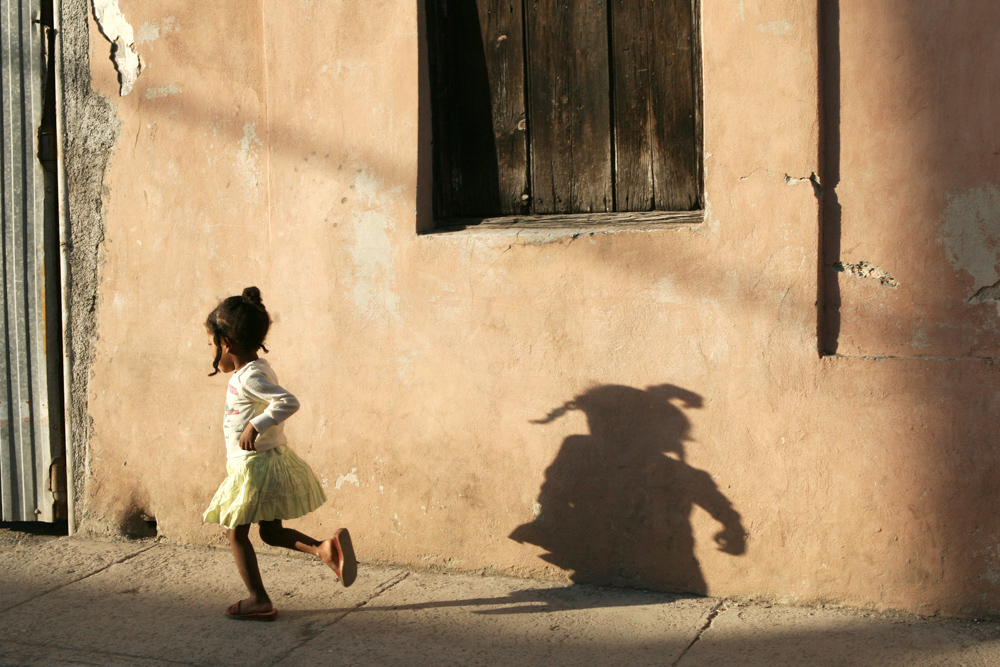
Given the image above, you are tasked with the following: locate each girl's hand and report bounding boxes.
[239,423,259,451]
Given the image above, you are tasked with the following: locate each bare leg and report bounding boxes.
[227,524,272,613]
[259,520,356,586]
[258,519,321,555]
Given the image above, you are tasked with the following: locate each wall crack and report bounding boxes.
[263,571,411,667]
[0,543,155,614]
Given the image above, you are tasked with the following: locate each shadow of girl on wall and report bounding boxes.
[510,384,746,594]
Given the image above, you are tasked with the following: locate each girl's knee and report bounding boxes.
[227,524,251,544]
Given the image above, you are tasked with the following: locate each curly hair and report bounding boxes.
[205,286,271,376]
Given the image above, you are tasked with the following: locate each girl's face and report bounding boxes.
[211,336,239,374]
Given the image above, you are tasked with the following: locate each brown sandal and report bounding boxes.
[321,528,358,587]
[226,600,278,621]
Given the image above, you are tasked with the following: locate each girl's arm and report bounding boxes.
[243,371,301,433]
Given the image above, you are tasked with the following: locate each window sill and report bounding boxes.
[422,210,704,236]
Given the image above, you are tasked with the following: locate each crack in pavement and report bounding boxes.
[673,600,725,666]
[0,542,157,615]
[264,570,412,667]
[1,638,200,667]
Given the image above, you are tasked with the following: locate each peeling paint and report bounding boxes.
[347,170,404,322]
[941,186,1000,295]
[835,261,899,288]
[784,173,822,199]
[757,20,792,35]
[144,84,181,100]
[967,279,1000,305]
[92,0,141,96]
[784,173,819,187]
[335,468,359,490]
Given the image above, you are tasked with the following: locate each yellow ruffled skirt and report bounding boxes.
[203,446,327,529]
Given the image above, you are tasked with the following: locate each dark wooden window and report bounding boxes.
[426,0,702,227]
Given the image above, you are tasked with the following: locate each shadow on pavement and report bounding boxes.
[296,583,702,616]
[0,521,68,538]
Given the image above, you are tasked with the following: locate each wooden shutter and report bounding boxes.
[610,0,700,211]
[428,0,701,222]
[525,0,613,214]
[482,0,530,215]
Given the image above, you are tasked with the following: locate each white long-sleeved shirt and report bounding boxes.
[222,358,300,458]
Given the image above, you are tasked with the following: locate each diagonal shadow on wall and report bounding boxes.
[510,384,745,594]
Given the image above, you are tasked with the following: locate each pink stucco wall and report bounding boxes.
[77,0,1000,617]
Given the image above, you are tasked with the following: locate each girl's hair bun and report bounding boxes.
[242,286,263,306]
[205,286,270,374]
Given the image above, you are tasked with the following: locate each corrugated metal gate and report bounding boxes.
[0,0,64,522]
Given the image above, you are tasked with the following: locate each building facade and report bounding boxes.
[55,0,1000,617]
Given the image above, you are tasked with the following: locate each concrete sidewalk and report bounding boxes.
[2,527,1000,666]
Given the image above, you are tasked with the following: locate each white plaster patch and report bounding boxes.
[756,20,792,35]
[235,122,263,194]
[335,468,359,490]
[327,59,369,76]
[136,17,178,44]
[700,200,721,236]
[92,0,141,96]
[735,0,745,21]
[390,513,406,537]
[347,170,405,322]
[112,292,126,314]
[395,341,433,381]
[650,276,683,304]
[144,84,182,100]
[941,185,1000,294]
[355,170,384,202]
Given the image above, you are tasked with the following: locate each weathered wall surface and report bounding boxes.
[60,0,118,529]
[67,0,1000,617]
[832,3,1000,358]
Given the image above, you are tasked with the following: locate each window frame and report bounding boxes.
[424,0,705,233]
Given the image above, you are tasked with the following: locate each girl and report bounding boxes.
[203,286,357,621]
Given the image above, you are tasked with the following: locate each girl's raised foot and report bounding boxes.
[226,598,277,621]
[319,528,357,587]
